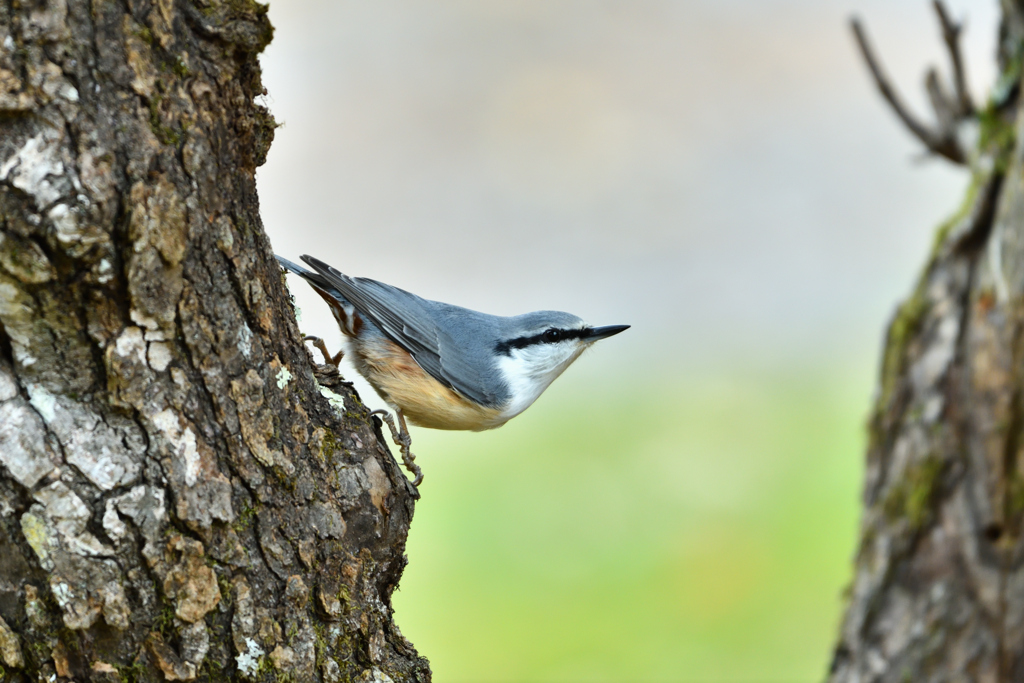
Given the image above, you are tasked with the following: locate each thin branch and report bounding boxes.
[932,0,975,116]
[850,18,935,144]
[850,16,965,165]
[925,67,957,133]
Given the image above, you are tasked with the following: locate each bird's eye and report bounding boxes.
[543,329,561,343]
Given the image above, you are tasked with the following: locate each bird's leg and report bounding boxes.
[371,408,423,487]
[303,335,343,366]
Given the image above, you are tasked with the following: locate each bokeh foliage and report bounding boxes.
[395,360,867,681]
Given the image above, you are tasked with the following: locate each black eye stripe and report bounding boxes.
[495,328,588,355]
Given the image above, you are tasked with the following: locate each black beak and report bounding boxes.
[584,325,630,342]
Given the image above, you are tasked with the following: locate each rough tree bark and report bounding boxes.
[0,0,429,681]
[830,3,1024,682]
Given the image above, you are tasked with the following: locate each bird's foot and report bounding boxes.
[304,335,343,366]
[371,409,423,487]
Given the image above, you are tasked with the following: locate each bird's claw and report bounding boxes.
[371,409,423,487]
[303,335,343,366]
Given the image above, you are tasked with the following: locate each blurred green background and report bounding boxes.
[260,0,997,680]
[396,359,868,681]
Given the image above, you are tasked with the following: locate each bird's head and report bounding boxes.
[494,311,629,418]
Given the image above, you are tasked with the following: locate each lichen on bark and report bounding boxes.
[0,0,429,681]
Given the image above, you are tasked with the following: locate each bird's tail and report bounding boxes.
[276,254,352,307]
[275,254,313,277]
[275,254,339,293]
[276,254,364,339]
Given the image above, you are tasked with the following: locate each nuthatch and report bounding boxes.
[277,255,629,486]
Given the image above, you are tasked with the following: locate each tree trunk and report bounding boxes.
[0,0,429,681]
[830,4,1024,682]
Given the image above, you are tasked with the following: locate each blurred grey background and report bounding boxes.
[259,1,999,680]
[261,0,996,372]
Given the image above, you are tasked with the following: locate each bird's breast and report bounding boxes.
[352,336,508,431]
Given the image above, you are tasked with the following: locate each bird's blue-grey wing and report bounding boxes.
[299,256,500,408]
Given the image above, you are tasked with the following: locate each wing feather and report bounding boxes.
[300,256,498,407]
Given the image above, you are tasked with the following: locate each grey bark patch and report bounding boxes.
[26,384,140,490]
[173,469,234,528]
[0,364,17,401]
[180,619,210,670]
[0,127,70,210]
[103,485,168,557]
[30,482,113,558]
[257,510,297,579]
[0,398,55,488]
[150,410,199,485]
[308,502,345,539]
[335,463,370,508]
[150,408,234,527]
[19,483,131,630]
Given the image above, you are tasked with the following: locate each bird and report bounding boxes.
[276,254,629,487]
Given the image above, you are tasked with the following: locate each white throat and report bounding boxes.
[496,343,586,419]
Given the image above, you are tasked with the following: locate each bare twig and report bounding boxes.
[850,16,965,164]
[850,18,937,146]
[932,0,974,116]
[925,67,957,133]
